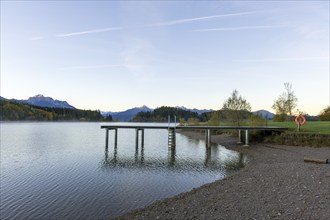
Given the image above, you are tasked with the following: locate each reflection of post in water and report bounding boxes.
[134,141,145,164]
[204,147,211,166]
[104,147,109,162]
[135,142,139,163]
[140,144,144,164]
[168,146,176,166]
[135,128,145,164]
[104,142,118,165]
[135,128,145,149]
[238,152,244,167]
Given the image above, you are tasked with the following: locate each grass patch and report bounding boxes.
[267,121,329,134]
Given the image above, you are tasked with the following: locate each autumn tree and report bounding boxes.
[272,83,298,121]
[208,111,221,126]
[319,106,330,121]
[222,90,251,126]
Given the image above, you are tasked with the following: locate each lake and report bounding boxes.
[0,122,246,219]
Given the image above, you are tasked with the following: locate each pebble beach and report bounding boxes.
[116,131,330,220]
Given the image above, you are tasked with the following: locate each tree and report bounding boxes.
[319,106,330,121]
[208,111,220,126]
[222,90,251,126]
[272,83,298,121]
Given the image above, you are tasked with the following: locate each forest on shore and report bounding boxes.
[0,100,112,121]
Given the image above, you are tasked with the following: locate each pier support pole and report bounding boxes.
[114,128,118,147]
[141,129,144,146]
[105,128,109,148]
[237,129,243,144]
[208,129,211,147]
[205,129,211,147]
[135,129,139,148]
[205,130,208,146]
[244,129,249,146]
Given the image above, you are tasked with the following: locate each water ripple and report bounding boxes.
[1,122,246,220]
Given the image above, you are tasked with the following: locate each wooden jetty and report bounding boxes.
[101,124,287,147]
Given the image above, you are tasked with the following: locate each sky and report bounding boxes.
[1,1,329,115]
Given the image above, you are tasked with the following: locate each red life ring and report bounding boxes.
[295,115,306,126]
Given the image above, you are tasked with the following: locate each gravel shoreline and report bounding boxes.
[116,131,330,220]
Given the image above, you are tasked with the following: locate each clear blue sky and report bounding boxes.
[1,1,329,115]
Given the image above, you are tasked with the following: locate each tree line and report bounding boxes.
[133,106,201,122]
[0,100,112,121]
[133,83,329,125]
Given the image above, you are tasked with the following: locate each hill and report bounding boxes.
[109,105,153,121]
[0,100,111,121]
[133,106,201,122]
[253,110,275,119]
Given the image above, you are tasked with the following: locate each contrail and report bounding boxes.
[193,25,288,32]
[149,11,257,27]
[233,57,329,62]
[56,27,123,37]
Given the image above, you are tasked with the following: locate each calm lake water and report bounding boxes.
[1,122,246,219]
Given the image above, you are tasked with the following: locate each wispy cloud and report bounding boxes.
[120,37,155,80]
[233,57,329,62]
[148,11,257,27]
[56,27,123,37]
[60,64,125,70]
[193,25,288,32]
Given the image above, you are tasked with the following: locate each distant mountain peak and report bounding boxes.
[103,105,153,121]
[33,94,45,98]
[28,94,54,101]
[138,105,152,111]
[176,106,213,115]
[253,110,274,119]
[6,95,76,109]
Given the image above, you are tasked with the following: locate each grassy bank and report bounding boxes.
[253,121,329,147]
[267,121,329,134]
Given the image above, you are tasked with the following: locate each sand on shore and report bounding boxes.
[116,131,330,220]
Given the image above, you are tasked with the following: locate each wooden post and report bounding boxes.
[205,130,208,146]
[141,129,144,146]
[105,128,109,148]
[207,129,211,147]
[244,129,249,146]
[135,129,139,148]
[304,157,329,164]
[114,128,118,146]
[205,129,211,147]
[237,129,242,144]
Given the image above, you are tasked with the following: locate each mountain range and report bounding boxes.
[103,105,153,121]
[1,94,276,121]
[1,94,75,109]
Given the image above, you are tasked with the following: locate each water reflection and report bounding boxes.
[102,143,246,171]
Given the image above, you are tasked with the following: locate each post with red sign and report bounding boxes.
[295,115,306,132]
